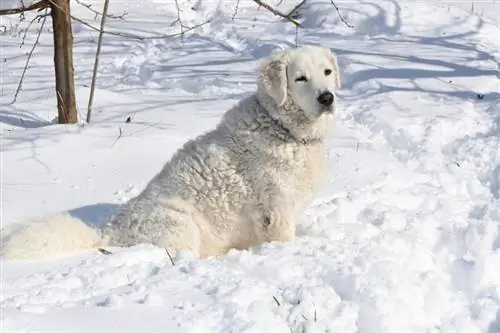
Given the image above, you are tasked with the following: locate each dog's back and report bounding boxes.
[101,95,267,255]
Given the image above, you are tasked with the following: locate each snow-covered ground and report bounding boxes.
[1,0,499,332]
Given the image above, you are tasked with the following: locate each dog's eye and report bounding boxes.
[295,76,307,82]
[324,69,332,76]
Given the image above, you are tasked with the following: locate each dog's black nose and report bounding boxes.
[317,91,334,106]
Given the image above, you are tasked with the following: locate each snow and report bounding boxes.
[1,0,500,332]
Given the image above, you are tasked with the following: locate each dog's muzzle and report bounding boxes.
[317,91,335,114]
[317,91,334,107]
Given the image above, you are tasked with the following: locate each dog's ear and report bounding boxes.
[257,55,287,107]
[324,49,341,89]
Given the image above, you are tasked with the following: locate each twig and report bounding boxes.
[87,0,110,123]
[232,0,241,20]
[20,12,48,48]
[74,0,127,20]
[329,1,353,28]
[0,0,48,16]
[252,0,303,28]
[288,0,306,19]
[273,296,281,306]
[165,248,176,266]
[288,1,307,47]
[172,0,189,38]
[48,0,209,40]
[98,248,113,255]
[312,302,317,322]
[19,0,26,20]
[19,117,27,128]
[77,16,210,40]
[111,127,123,146]
[11,9,48,104]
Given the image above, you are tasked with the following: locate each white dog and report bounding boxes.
[1,45,341,260]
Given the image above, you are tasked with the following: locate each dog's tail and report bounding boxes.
[1,213,107,260]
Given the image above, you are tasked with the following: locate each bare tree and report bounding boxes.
[49,0,77,124]
[1,0,77,124]
[2,0,351,126]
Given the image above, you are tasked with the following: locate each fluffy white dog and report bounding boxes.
[1,45,341,260]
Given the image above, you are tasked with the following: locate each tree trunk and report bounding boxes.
[50,0,77,124]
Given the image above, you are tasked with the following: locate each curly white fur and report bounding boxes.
[1,45,342,260]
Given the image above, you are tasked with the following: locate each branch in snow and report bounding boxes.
[98,248,113,255]
[0,0,47,16]
[165,248,176,266]
[111,127,123,147]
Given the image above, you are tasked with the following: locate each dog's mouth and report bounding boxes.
[320,105,334,114]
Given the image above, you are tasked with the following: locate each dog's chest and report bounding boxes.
[274,143,327,193]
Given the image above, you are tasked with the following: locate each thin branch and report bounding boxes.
[288,0,306,20]
[0,0,48,16]
[294,25,299,46]
[111,127,123,147]
[252,0,303,28]
[232,0,241,20]
[165,248,176,266]
[19,0,26,20]
[20,12,48,48]
[289,0,306,45]
[47,0,209,40]
[81,17,210,40]
[11,9,48,104]
[98,248,113,255]
[87,0,110,123]
[171,0,189,37]
[74,0,127,20]
[313,303,317,322]
[329,1,353,28]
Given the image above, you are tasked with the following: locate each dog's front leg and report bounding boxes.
[260,208,296,243]
[253,174,299,245]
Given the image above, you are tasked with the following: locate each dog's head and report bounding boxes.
[257,45,341,120]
